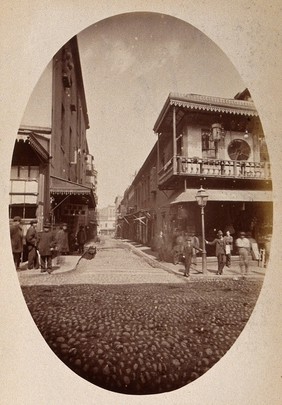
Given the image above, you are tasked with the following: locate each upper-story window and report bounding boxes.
[11,165,39,179]
[176,133,183,155]
[61,103,65,151]
[202,129,215,158]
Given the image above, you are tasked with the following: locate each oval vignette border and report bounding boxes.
[0,2,282,405]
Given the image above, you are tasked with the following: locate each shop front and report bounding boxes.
[50,176,96,245]
[168,188,272,257]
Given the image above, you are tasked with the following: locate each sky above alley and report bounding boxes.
[77,12,245,207]
[22,12,245,208]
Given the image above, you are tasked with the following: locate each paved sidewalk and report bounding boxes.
[17,239,108,277]
[17,255,81,277]
[17,238,266,280]
[121,239,266,280]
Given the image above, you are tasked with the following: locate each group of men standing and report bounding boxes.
[9,217,87,274]
[206,230,251,276]
[157,228,252,278]
[184,229,252,277]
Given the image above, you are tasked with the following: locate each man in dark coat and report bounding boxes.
[26,219,39,270]
[183,237,202,277]
[37,222,56,273]
[206,230,227,275]
[56,223,69,264]
[76,225,86,254]
[172,230,185,265]
[191,233,200,267]
[10,216,23,269]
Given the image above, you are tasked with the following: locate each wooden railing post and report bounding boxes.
[172,106,177,174]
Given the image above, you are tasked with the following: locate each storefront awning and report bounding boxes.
[50,176,96,209]
[50,176,93,195]
[170,189,273,204]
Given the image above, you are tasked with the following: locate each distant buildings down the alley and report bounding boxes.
[97,205,116,236]
[10,36,98,247]
[116,89,272,262]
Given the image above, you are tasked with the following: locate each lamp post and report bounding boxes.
[195,186,209,275]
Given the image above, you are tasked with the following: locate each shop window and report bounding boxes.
[24,205,37,218]
[10,204,37,219]
[62,203,87,216]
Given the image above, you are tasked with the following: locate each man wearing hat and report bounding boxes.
[183,237,202,277]
[10,216,23,269]
[26,219,39,270]
[37,222,56,274]
[56,222,70,265]
[76,225,86,254]
[206,230,227,275]
[235,232,251,275]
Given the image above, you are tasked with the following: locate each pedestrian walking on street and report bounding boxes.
[191,233,200,267]
[26,219,39,270]
[206,230,227,275]
[183,237,202,277]
[56,223,69,264]
[77,225,86,254]
[10,216,24,270]
[157,231,165,262]
[223,230,233,268]
[37,222,57,274]
[172,230,185,265]
[236,231,251,275]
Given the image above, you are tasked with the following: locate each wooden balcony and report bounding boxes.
[158,156,271,189]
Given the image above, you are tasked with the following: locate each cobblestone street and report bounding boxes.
[18,238,184,286]
[20,239,263,395]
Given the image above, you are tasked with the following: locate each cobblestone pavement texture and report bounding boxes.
[18,239,184,286]
[19,238,264,395]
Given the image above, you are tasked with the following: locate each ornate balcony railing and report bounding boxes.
[158,156,271,184]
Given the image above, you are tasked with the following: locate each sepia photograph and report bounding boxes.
[1,1,282,404]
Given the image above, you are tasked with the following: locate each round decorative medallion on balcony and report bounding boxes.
[227,139,251,161]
